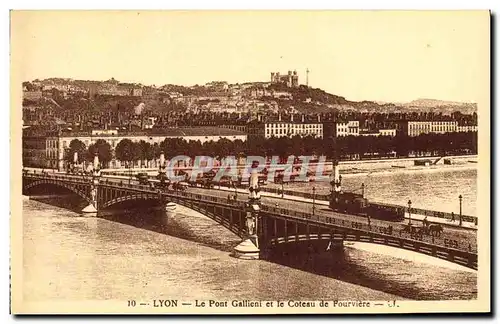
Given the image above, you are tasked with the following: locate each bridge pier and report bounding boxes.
[232,170,261,260]
[233,237,260,260]
[82,164,100,217]
[82,203,97,215]
[81,185,98,216]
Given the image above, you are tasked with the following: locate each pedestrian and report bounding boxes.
[451,212,455,223]
[367,214,371,227]
[423,216,428,228]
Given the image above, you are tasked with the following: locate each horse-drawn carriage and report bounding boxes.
[400,222,444,239]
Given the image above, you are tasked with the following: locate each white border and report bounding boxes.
[3,1,498,323]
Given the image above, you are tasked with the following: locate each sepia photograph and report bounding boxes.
[9,9,491,314]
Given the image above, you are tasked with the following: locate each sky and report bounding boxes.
[11,10,489,103]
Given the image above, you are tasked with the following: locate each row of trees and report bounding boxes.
[65,131,477,168]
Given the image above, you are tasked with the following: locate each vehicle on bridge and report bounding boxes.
[172,181,188,191]
[329,191,405,222]
[136,173,150,185]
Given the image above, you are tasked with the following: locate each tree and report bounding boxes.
[65,139,86,164]
[115,139,139,166]
[87,139,112,168]
[138,140,154,167]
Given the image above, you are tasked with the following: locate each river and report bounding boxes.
[22,169,477,303]
[285,168,477,217]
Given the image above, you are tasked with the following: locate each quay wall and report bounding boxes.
[338,155,477,172]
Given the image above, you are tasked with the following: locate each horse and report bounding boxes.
[428,224,444,237]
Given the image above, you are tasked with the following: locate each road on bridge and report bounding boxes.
[183,185,477,251]
[47,172,475,253]
[98,174,477,253]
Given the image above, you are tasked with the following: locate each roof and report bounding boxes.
[151,126,247,137]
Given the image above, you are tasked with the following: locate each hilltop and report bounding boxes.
[22,77,477,115]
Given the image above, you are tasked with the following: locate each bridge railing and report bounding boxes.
[23,170,475,222]
[260,205,477,254]
[23,171,93,183]
[24,172,477,253]
[85,179,478,253]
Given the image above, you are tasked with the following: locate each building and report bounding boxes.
[270,70,299,88]
[457,124,478,132]
[335,121,360,137]
[24,127,248,171]
[247,114,323,139]
[23,91,43,101]
[404,120,458,137]
[220,124,248,133]
[22,133,49,168]
[379,129,397,137]
[359,129,397,137]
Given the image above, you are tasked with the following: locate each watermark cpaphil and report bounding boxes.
[161,155,333,183]
[166,155,191,182]
[190,155,214,182]
[213,156,239,182]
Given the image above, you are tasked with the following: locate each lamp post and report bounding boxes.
[408,200,412,225]
[459,195,463,226]
[312,186,316,216]
[128,161,132,185]
[73,151,78,174]
[159,152,166,188]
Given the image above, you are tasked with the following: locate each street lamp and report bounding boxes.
[312,186,316,216]
[128,161,132,185]
[408,200,412,225]
[459,195,463,226]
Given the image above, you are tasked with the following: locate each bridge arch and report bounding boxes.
[100,193,245,239]
[23,179,92,204]
[268,232,477,270]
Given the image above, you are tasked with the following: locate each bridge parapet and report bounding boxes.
[97,179,477,254]
[22,170,478,270]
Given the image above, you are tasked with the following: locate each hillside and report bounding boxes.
[23,78,478,115]
[401,98,477,114]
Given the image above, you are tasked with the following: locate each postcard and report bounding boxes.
[10,10,491,314]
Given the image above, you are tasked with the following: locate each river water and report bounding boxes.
[287,168,477,217]
[22,169,477,303]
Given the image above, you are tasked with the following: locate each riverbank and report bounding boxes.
[339,161,477,178]
[338,155,476,175]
